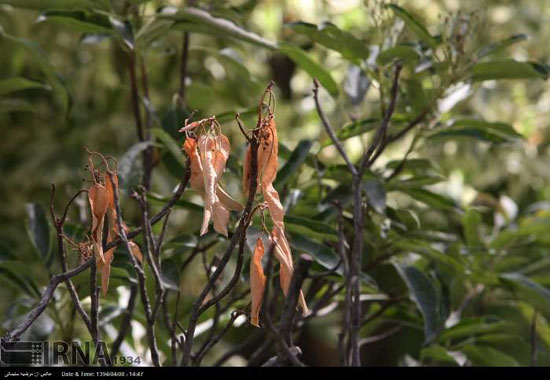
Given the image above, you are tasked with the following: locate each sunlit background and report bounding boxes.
[1,0,549,366]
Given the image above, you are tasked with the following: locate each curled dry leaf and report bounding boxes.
[250,237,266,327]
[183,132,242,237]
[88,183,108,265]
[242,98,308,317]
[271,228,308,314]
[101,171,143,295]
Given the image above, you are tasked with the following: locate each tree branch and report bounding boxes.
[313,79,358,177]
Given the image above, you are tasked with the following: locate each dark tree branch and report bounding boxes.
[178,32,190,109]
[180,118,260,366]
[194,310,246,365]
[361,62,402,173]
[110,284,137,360]
[128,50,144,142]
[261,244,304,367]
[3,258,93,341]
[108,172,160,367]
[313,79,358,177]
[49,185,92,335]
[277,255,312,363]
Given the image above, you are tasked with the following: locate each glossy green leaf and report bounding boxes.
[392,187,459,212]
[275,140,313,188]
[321,118,378,147]
[36,10,113,34]
[148,193,202,213]
[0,77,49,96]
[0,261,40,297]
[478,34,528,59]
[472,59,549,81]
[1,30,70,115]
[118,141,153,192]
[363,179,386,214]
[159,7,277,50]
[386,4,438,49]
[279,42,339,96]
[161,258,180,291]
[394,263,442,343]
[0,0,100,10]
[461,345,519,366]
[500,272,550,315]
[463,208,483,250]
[152,128,186,168]
[285,215,337,238]
[286,21,369,63]
[376,45,420,66]
[25,203,52,268]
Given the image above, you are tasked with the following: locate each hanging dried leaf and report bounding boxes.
[88,183,108,265]
[182,128,241,237]
[183,137,205,196]
[101,171,119,295]
[271,228,309,314]
[250,237,266,327]
[128,241,144,263]
[242,144,252,197]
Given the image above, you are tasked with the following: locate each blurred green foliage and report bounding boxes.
[1,0,550,367]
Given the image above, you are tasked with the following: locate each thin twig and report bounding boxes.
[110,284,137,360]
[3,259,93,341]
[180,119,259,366]
[277,255,312,364]
[49,185,92,335]
[312,79,357,177]
[108,172,160,366]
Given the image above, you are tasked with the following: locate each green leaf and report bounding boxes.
[152,128,186,168]
[0,261,40,297]
[386,4,438,49]
[376,45,420,66]
[36,10,113,34]
[286,21,369,63]
[160,7,277,50]
[161,258,180,291]
[0,30,70,115]
[463,208,483,249]
[392,187,459,212]
[0,99,35,113]
[472,59,549,81]
[405,79,428,115]
[428,118,523,144]
[461,345,519,366]
[279,42,339,96]
[321,118,378,147]
[439,317,509,342]
[25,203,52,268]
[148,193,202,213]
[285,215,337,238]
[118,141,153,193]
[363,179,386,214]
[0,77,49,96]
[289,233,342,274]
[478,34,528,59]
[420,345,460,365]
[394,264,442,343]
[500,272,550,315]
[275,139,313,188]
[490,217,550,250]
[0,0,99,10]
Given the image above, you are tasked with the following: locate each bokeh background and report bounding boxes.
[1,0,550,366]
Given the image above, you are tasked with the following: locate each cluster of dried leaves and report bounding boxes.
[65,87,306,329]
[180,87,308,327]
[65,150,143,297]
